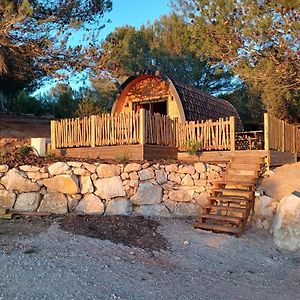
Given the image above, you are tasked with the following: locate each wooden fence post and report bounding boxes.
[50,120,56,150]
[139,108,146,145]
[264,113,269,151]
[229,116,235,151]
[90,115,96,147]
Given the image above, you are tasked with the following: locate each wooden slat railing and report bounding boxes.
[264,113,300,153]
[176,116,235,151]
[144,110,177,147]
[94,111,140,146]
[51,110,236,151]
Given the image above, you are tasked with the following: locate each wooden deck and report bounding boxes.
[178,149,297,167]
[54,144,178,161]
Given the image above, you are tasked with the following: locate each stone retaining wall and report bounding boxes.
[0,161,226,217]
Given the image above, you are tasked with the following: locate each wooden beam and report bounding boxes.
[139,108,146,145]
[50,120,56,150]
[229,116,235,151]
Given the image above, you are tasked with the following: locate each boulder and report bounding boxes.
[254,195,274,220]
[129,171,139,180]
[169,189,193,202]
[194,162,206,173]
[43,175,79,194]
[67,194,82,212]
[83,163,96,173]
[272,192,300,251]
[94,176,125,199]
[194,192,209,206]
[130,182,162,205]
[75,193,104,215]
[178,165,195,175]
[165,164,178,173]
[48,162,69,175]
[73,168,91,176]
[26,172,49,180]
[155,169,168,184]
[168,173,181,185]
[124,163,142,173]
[174,202,199,217]
[80,176,94,194]
[0,190,16,209]
[38,192,68,214]
[14,192,41,212]
[105,198,133,216]
[181,174,194,187]
[19,165,40,172]
[164,199,177,212]
[138,168,155,180]
[135,203,170,217]
[0,165,9,173]
[96,164,120,178]
[1,168,40,192]
[67,161,82,168]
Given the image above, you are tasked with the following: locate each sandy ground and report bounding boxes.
[0,217,299,300]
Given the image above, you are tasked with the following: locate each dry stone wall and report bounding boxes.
[0,161,226,217]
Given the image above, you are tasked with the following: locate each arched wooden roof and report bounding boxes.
[114,69,244,131]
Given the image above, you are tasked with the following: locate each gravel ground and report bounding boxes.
[0,217,299,300]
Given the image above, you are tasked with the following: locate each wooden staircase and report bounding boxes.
[194,154,266,236]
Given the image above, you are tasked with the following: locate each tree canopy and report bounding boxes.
[97,13,238,95]
[0,0,112,93]
[173,0,300,122]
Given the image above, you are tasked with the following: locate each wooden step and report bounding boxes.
[229,163,262,171]
[204,204,248,213]
[216,180,256,187]
[212,188,253,197]
[227,169,259,176]
[208,196,251,204]
[222,175,257,183]
[231,155,265,163]
[194,222,241,234]
[201,213,243,223]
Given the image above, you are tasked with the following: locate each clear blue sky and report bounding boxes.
[100,0,172,39]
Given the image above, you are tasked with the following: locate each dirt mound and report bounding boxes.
[60,215,169,251]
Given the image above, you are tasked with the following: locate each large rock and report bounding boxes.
[194,162,206,173]
[130,182,162,205]
[0,190,16,208]
[67,194,82,212]
[75,193,104,215]
[96,164,120,178]
[165,164,178,173]
[80,176,94,194]
[254,195,274,220]
[135,204,170,217]
[38,192,68,214]
[168,173,181,185]
[48,162,69,175]
[178,165,195,175]
[14,192,41,212]
[174,202,199,216]
[1,168,40,192]
[259,162,300,201]
[169,189,193,202]
[272,193,300,251]
[94,176,125,199]
[19,165,40,172]
[124,163,142,173]
[155,169,168,184]
[138,168,155,180]
[43,175,79,194]
[181,174,194,187]
[0,165,9,173]
[105,198,133,216]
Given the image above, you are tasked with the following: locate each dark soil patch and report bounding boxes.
[60,215,169,252]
